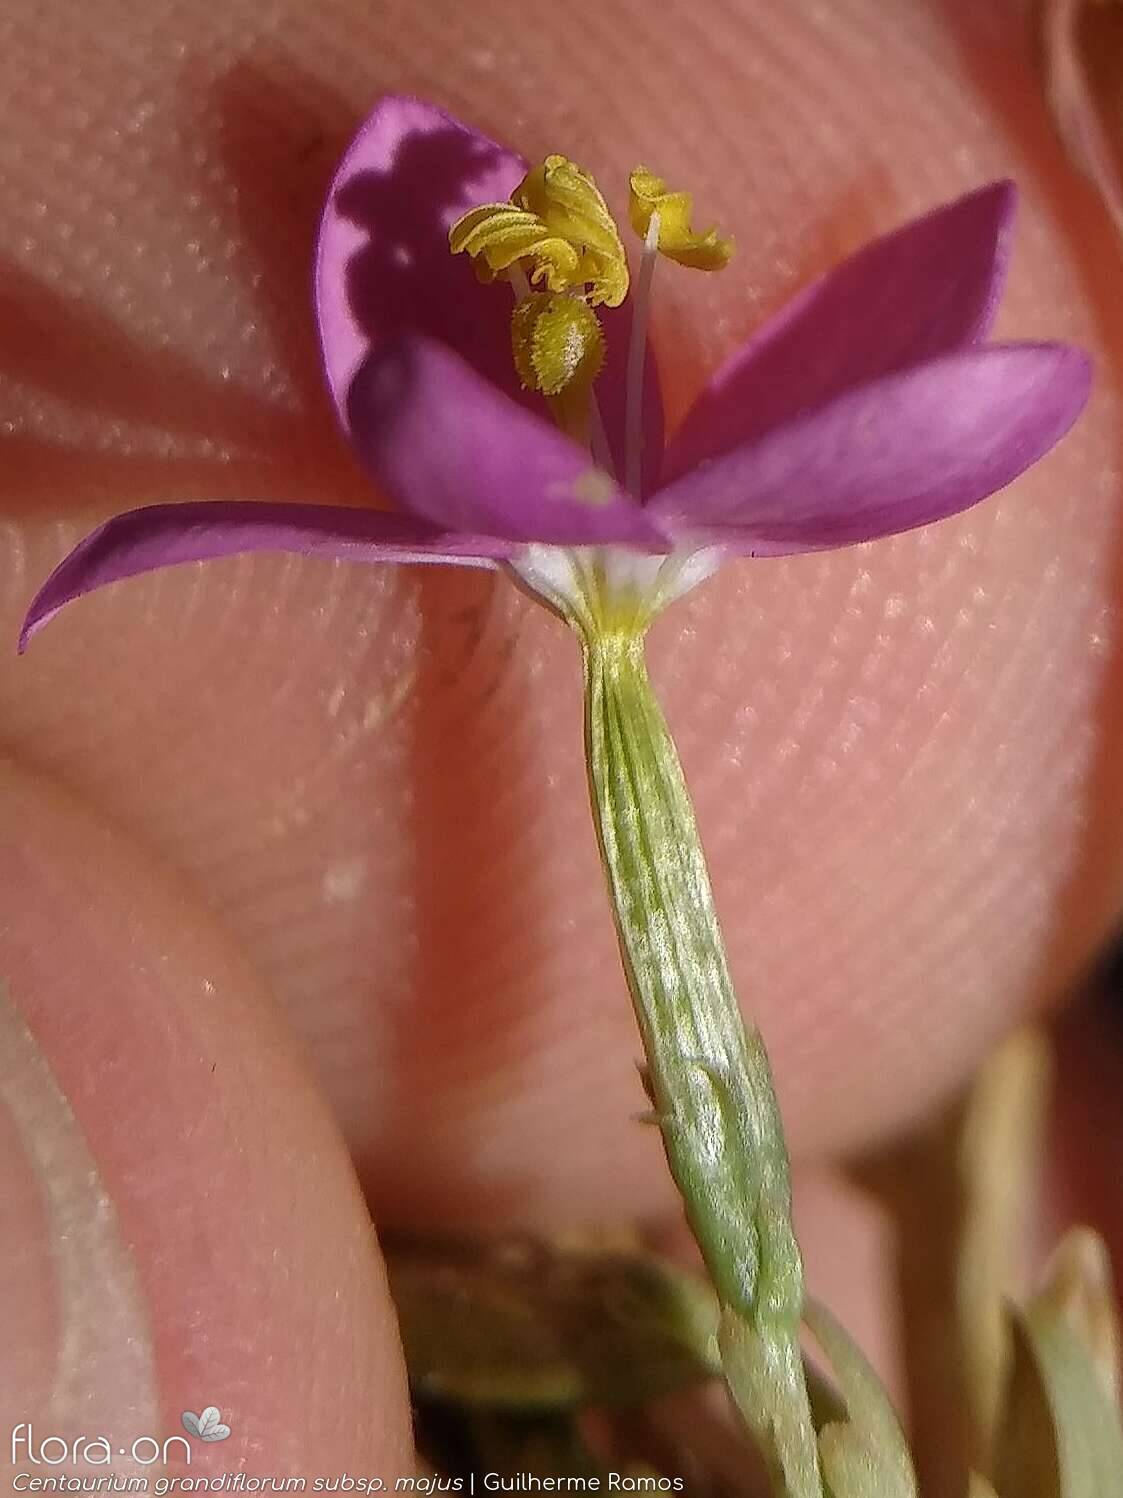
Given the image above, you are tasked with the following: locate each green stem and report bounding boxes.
[580,625,820,1497]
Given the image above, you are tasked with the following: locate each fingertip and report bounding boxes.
[0,757,414,1479]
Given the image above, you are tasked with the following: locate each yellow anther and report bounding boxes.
[510,291,605,397]
[512,156,629,307]
[449,204,583,293]
[449,155,629,307]
[628,167,734,270]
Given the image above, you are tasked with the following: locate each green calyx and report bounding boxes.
[579,620,819,1496]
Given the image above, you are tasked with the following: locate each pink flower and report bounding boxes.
[20,95,1091,648]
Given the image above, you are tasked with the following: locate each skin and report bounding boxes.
[0,0,1121,1477]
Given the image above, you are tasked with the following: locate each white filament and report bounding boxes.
[508,262,532,301]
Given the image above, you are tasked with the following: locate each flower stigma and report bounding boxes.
[449,154,733,632]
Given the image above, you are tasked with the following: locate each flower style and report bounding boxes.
[19,94,1091,651]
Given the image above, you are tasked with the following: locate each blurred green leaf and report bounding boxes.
[991,1229,1123,1498]
[957,1031,1052,1456]
[1032,1229,1119,1410]
[803,1298,917,1498]
[387,1237,721,1410]
[854,1027,1051,1498]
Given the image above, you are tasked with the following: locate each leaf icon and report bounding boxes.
[183,1405,232,1441]
[198,1407,232,1442]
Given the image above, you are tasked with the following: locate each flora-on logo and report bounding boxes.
[11,1423,191,1466]
[181,1407,231,1443]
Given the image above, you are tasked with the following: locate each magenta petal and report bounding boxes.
[650,343,1091,552]
[19,501,511,650]
[316,94,528,422]
[662,182,1017,483]
[316,95,664,495]
[346,336,670,547]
